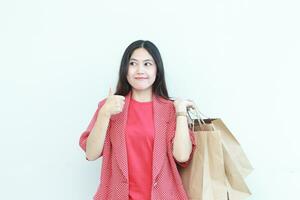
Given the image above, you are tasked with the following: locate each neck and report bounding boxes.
[131,88,153,102]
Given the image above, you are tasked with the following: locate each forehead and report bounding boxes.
[130,48,154,61]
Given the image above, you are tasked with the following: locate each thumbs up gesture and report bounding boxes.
[101,87,125,117]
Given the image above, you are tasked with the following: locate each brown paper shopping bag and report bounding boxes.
[223,145,252,200]
[211,119,253,178]
[177,118,228,200]
[187,107,253,178]
[186,108,253,200]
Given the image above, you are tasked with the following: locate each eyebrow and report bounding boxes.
[129,58,154,62]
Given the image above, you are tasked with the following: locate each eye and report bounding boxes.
[145,62,152,66]
[129,61,137,66]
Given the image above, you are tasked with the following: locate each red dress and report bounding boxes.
[125,98,154,200]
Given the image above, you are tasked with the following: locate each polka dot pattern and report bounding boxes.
[79,91,197,199]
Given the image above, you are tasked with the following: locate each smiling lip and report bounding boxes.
[135,77,148,79]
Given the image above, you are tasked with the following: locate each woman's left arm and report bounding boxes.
[172,99,195,162]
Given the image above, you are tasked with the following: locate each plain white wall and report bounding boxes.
[1,0,299,199]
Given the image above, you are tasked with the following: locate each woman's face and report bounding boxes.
[127,48,157,91]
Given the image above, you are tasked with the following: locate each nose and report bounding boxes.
[136,64,145,74]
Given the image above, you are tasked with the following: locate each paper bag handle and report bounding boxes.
[187,103,210,131]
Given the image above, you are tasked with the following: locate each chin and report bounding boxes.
[132,85,152,91]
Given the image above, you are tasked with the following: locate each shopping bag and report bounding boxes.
[211,119,253,178]
[187,108,253,178]
[177,117,228,200]
[185,106,252,199]
[223,145,252,200]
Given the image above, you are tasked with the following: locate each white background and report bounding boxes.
[0,0,299,199]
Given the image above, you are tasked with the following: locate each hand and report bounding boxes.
[173,98,196,113]
[100,87,125,116]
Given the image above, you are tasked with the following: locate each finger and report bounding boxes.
[108,87,113,97]
[186,99,195,108]
[116,95,125,101]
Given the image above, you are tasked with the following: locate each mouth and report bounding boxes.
[135,77,148,80]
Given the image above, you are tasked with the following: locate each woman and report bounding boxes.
[79,40,197,200]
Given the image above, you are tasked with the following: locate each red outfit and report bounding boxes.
[79,90,196,200]
[126,98,154,200]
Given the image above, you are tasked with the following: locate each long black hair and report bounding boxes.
[115,40,173,101]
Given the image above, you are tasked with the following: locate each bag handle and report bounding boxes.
[187,103,210,131]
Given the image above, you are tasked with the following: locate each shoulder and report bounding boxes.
[165,98,175,112]
[157,96,175,109]
[157,97,176,122]
[156,95,174,105]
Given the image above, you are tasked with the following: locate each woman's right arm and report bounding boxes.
[85,106,111,161]
[78,99,110,161]
[79,88,125,161]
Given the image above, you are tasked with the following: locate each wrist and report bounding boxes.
[176,111,187,117]
[99,107,111,118]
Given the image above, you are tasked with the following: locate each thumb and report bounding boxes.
[108,87,114,97]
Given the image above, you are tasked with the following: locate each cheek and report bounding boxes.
[127,68,134,78]
[150,67,157,78]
